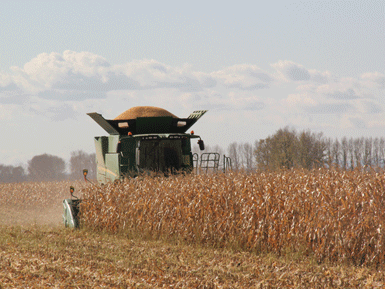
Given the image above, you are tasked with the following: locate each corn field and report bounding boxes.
[80,169,385,267]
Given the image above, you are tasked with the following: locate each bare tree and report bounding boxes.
[341,137,348,170]
[211,144,225,156]
[254,138,271,170]
[331,139,341,167]
[380,138,385,167]
[324,138,333,168]
[239,142,254,171]
[228,142,240,171]
[372,138,380,167]
[353,138,364,168]
[348,138,355,170]
[254,127,326,171]
[363,137,373,168]
[271,127,298,170]
[298,130,325,169]
[28,154,66,181]
[0,165,26,183]
[0,165,13,183]
[254,133,385,171]
[69,150,96,180]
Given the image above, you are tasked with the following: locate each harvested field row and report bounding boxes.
[0,225,384,288]
[80,169,385,267]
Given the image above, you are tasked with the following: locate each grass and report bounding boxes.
[0,225,384,288]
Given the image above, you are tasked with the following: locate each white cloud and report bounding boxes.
[3,53,272,109]
[1,52,385,166]
[274,62,385,128]
[272,60,336,85]
[2,53,383,125]
[211,64,273,90]
[286,92,317,106]
[117,59,178,86]
[0,103,17,120]
[308,69,333,84]
[361,72,385,89]
[24,51,110,81]
[0,72,14,88]
[271,60,311,81]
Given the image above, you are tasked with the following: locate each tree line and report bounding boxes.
[2,127,384,182]
[0,150,96,183]
[254,128,385,171]
[195,127,385,172]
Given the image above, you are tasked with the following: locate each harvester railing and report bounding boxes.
[223,154,232,173]
[199,153,220,174]
[193,153,233,174]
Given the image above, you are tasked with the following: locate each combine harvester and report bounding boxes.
[63,106,231,228]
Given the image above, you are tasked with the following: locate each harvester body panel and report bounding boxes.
[63,199,81,228]
[87,112,119,135]
[88,110,206,184]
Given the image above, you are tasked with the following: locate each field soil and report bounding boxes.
[1,226,384,288]
[0,206,62,226]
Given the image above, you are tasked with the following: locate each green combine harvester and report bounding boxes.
[63,106,210,228]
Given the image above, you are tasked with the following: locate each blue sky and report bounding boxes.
[0,0,384,166]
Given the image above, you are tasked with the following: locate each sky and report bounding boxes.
[0,0,384,167]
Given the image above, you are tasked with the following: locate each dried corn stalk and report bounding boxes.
[80,169,385,267]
